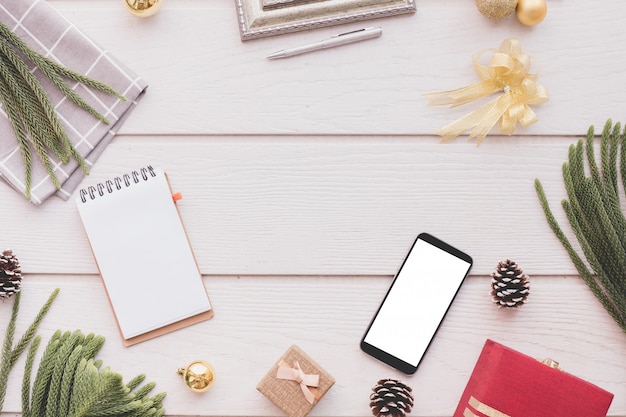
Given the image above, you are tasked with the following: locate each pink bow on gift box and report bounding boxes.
[276,360,321,404]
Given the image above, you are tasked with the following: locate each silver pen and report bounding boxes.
[267,27,382,59]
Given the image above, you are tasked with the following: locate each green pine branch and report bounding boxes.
[535,119,626,333]
[22,330,166,417]
[1,289,164,416]
[21,334,41,417]
[0,21,126,200]
[0,288,59,412]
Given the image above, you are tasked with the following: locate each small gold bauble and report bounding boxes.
[516,0,547,26]
[177,360,215,393]
[475,0,518,21]
[124,0,162,17]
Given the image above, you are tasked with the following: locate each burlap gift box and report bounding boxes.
[257,345,335,417]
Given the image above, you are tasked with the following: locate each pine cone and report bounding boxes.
[370,378,414,417]
[491,259,530,308]
[0,249,22,300]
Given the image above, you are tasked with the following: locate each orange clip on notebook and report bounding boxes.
[454,339,614,417]
[76,165,213,346]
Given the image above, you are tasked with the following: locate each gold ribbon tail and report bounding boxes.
[468,93,514,141]
[424,79,502,107]
[435,93,512,144]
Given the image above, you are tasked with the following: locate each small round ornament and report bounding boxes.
[515,0,547,26]
[177,360,215,393]
[475,0,518,21]
[124,0,162,17]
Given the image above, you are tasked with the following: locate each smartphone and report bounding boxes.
[360,233,473,374]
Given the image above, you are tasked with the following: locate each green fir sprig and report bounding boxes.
[21,330,166,417]
[0,21,125,200]
[1,288,166,416]
[0,288,59,411]
[535,119,626,333]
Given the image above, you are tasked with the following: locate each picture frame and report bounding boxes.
[234,0,416,41]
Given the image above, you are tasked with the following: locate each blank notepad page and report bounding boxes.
[76,167,212,340]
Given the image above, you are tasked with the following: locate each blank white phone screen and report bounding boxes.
[363,238,471,367]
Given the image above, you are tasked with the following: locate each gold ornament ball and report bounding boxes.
[177,360,215,393]
[516,0,547,26]
[475,0,518,21]
[124,0,162,17]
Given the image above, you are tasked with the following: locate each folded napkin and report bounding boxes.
[0,0,148,205]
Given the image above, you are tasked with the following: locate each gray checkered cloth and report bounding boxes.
[0,0,148,205]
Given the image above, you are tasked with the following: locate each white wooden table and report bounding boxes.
[1,1,625,416]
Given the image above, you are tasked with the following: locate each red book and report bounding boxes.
[453,339,614,417]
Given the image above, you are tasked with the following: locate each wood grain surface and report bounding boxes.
[0,0,624,416]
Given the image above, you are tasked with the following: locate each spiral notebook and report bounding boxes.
[76,166,213,346]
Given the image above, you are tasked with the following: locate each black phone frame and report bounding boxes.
[359,232,473,374]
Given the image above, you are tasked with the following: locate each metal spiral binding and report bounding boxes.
[79,166,156,203]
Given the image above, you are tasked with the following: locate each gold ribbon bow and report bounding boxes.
[424,38,548,144]
[276,360,321,404]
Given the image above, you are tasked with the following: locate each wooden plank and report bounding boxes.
[0,274,624,416]
[45,0,626,136]
[0,134,592,276]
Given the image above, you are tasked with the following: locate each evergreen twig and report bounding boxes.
[21,330,165,417]
[535,119,626,333]
[0,23,125,103]
[0,288,59,412]
[0,75,33,189]
[22,335,41,417]
[0,21,126,200]
[30,331,64,417]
